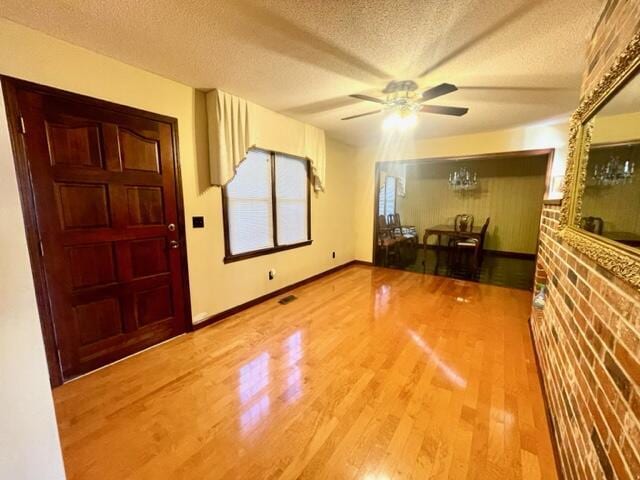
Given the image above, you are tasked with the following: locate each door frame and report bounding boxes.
[1,76,193,387]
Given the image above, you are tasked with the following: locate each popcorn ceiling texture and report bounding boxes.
[532,2,640,479]
[0,0,602,146]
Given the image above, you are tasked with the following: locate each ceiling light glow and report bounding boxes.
[383,109,417,131]
[383,112,400,129]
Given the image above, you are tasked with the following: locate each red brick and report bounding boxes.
[608,441,632,480]
[614,342,640,386]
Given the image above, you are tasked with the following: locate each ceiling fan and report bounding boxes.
[341,80,469,126]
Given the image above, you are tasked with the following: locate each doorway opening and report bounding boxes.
[373,149,554,290]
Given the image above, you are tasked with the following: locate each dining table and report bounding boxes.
[423,224,484,272]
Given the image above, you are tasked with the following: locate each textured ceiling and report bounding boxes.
[1,0,603,145]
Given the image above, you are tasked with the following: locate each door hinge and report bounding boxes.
[18,115,26,134]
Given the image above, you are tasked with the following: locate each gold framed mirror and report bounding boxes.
[560,32,640,290]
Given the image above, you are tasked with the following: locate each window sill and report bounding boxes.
[223,240,313,264]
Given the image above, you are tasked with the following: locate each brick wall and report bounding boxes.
[582,0,640,93]
[533,206,640,479]
[532,2,640,479]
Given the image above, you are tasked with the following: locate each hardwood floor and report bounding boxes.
[53,265,558,479]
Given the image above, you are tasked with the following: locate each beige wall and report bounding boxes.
[395,156,547,254]
[0,88,66,479]
[582,111,640,235]
[0,18,357,325]
[591,110,640,144]
[582,179,640,234]
[353,121,570,261]
[0,18,357,476]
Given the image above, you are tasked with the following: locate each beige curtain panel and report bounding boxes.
[206,89,326,191]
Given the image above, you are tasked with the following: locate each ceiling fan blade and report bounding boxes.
[349,94,386,104]
[420,83,458,102]
[457,85,573,92]
[420,105,469,116]
[341,110,382,120]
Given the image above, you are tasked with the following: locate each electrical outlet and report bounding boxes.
[332,251,336,258]
[268,269,276,280]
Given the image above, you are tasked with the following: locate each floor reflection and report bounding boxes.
[374,283,391,317]
[491,407,515,427]
[406,328,467,389]
[455,296,471,304]
[238,332,306,434]
[238,352,270,403]
[285,331,303,366]
[283,330,303,404]
[363,474,391,480]
[399,249,536,291]
[240,394,270,433]
[238,352,271,433]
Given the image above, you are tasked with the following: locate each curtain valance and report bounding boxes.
[206,89,326,191]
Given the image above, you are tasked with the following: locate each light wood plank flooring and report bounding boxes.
[53,265,557,479]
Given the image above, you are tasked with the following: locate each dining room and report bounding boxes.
[374,149,552,290]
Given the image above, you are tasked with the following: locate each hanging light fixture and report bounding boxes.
[590,155,635,186]
[383,105,418,131]
[448,166,478,192]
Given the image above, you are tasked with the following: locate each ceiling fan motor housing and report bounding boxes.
[382,80,419,94]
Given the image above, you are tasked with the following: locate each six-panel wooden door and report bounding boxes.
[10,81,189,380]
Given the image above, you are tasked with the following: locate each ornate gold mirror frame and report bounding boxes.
[559,32,640,290]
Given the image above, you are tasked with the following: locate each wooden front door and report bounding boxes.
[3,78,190,382]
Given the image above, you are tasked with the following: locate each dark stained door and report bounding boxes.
[10,82,189,379]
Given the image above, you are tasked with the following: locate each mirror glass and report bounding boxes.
[579,72,640,248]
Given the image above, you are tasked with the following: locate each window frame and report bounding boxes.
[221,149,312,263]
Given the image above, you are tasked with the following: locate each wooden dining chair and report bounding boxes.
[450,217,490,274]
[378,214,389,233]
[454,213,474,233]
[447,213,475,249]
[377,215,401,266]
[388,213,419,265]
[386,214,400,236]
[387,213,417,240]
[580,216,604,235]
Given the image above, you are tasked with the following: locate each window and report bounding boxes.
[223,149,311,262]
[275,153,308,246]
[226,150,274,255]
[378,175,396,217]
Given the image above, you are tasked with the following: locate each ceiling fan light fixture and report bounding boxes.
[383,108,417,131]
[383,111,401,130]
[400,112,418,129]
[347,81,468,124]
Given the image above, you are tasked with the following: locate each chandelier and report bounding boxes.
[590,156,635,186]
[448,166,478,191]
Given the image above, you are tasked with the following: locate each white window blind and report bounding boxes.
[275,154,308,245]
[379,176,396,217]
[226,150,274,255]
